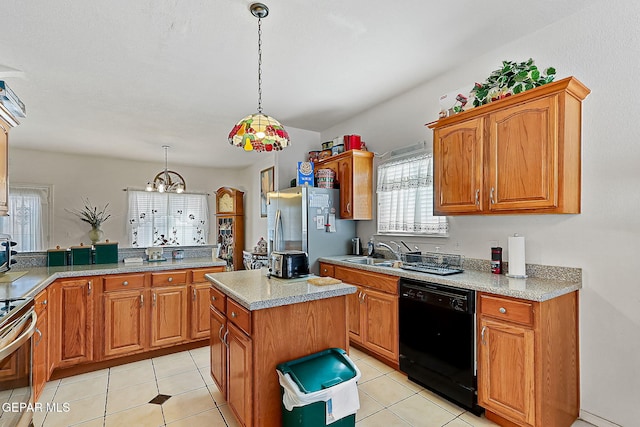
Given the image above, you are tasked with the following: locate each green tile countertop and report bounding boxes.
[0,257,227,300]
[319,256,582,302]
[205,268,357,311]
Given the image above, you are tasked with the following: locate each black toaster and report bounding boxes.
[269,250,309,279]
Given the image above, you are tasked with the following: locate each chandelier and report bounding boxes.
[146,145,186,193]
[228,3,290,152]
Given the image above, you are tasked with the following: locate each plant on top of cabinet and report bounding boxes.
[470,58,556,107]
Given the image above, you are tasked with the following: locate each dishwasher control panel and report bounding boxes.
[399,279,473,313]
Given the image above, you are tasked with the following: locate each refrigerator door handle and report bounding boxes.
[274,209,282,251]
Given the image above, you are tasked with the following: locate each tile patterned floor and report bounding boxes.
[32,346,596,427]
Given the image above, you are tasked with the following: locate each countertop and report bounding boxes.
[319,256,582,302]
[0,257,227,300]
[205,268,357,311]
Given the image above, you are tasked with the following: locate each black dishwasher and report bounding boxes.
[399,278,481,414]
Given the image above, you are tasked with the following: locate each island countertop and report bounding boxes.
[205,268,357,311]
[0,257,227,300]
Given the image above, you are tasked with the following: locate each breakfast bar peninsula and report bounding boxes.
[205,268,356,427]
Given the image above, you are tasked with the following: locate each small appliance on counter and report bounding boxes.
[0,234,18,272]
[269,250,309,279]
[145,247,165,262]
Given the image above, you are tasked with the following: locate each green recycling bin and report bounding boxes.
[276,348,361,426]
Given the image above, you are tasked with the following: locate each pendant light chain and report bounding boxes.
[257,17,263,114]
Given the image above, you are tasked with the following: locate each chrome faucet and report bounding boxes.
[376,242,402,260]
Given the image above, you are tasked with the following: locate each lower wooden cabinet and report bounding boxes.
[191,283,213,339]
[477,292,579,427]
[325,263,399,365]
[209,286,349,426]
[151,286,189,347]
[49,277,95,369]
[103,289,147,357]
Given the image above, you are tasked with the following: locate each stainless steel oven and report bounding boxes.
[0,298,36,427]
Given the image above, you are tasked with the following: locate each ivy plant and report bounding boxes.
[470,59,556,107]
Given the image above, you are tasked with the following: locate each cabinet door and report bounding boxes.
[103,289,147,357]
[227,322,253,427]
[50,278,94,368]
[210,307,227,399]
[488,95,558,212]
[362,288,398,361]
[478,317,535,426]
[347,286,363,344]
[33,309,48,402]
[190,284,211,340]
[337,157,354,219]
[151,286,188,347]
[433,117,484,214]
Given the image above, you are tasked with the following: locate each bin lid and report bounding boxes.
[276,348,357,394]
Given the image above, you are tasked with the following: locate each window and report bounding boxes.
[0,185,51,251]
[127,190,209,247]
[377,154,448,235]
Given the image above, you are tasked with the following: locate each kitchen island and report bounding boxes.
[205,269,356,427]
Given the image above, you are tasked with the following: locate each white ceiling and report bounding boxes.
[1,0,594,168]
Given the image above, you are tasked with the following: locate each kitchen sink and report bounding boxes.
[344,257,395,267]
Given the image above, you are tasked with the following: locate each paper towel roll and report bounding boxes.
[507,234,527,278]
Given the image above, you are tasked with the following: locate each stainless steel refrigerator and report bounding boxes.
[267,186,356,274]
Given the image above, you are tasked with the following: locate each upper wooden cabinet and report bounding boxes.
[316,150,374,220]
[429,77,590,215]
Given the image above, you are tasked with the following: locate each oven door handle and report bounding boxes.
[0,310,37,361]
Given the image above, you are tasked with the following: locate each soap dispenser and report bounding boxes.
[367,237,375,257]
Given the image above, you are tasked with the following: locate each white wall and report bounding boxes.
[321,1,639,425]
[8,147,247,249]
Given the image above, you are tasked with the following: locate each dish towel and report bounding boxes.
[324,378,360,424]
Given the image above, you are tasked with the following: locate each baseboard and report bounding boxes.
[579,409,623,427]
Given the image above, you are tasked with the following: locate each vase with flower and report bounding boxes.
[67,199,111,245]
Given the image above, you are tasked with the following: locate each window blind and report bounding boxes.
[127,191,209,247]
[376,154,448,235]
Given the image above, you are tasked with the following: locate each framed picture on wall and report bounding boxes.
[260,166,274,217]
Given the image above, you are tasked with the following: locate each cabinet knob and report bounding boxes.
[211,295,216,301]
[42,299,47,306]
[231,311,237,318]
[123,281,129,286]
[499,307,507,314]
[168,277,173,282]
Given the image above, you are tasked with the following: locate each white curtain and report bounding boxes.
[377,154,448,235]
[127,191,209,247]
[0,186,48,251]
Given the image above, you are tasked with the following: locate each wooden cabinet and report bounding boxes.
[429,77,590,215]
[0,116,10,216]
[103,288,147,357]
[209,284,348,426]
[33,290,49,401]
[326,263,399,365]
[49,277,94,369]
[190,267,225,339]
[151,286,188,347]
[216,187,245,271]
[477,292,579,427]
[316,150,374,220]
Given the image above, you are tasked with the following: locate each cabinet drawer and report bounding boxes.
[334,266,398,294]
[104,273,146,291]
[210,286,226,313]
[226,299,251,336]
[151,271,187,287]
[34,290,48,316]
[192,267,225,283]
[319,263,334,277]
[479,293,534,326]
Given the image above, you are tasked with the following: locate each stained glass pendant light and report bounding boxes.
[228,3,290,152]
